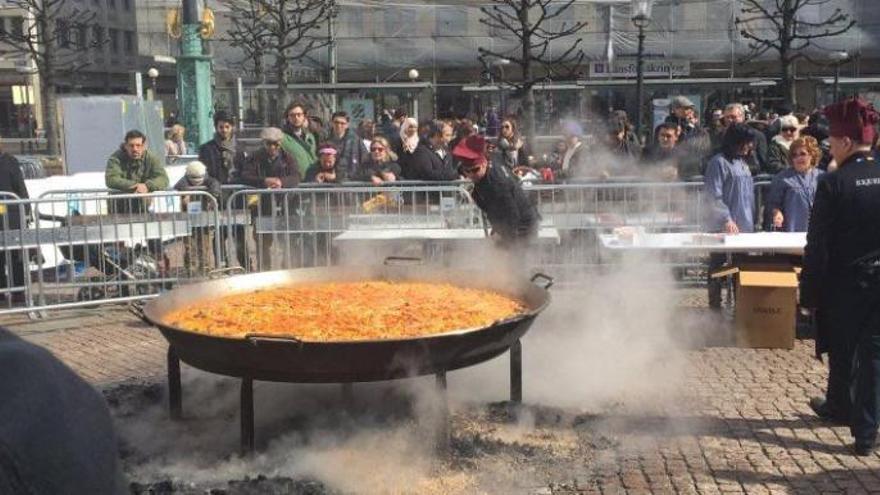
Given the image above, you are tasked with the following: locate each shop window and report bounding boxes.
[123,30,133,54]
[75,23,88,49]
[92,25,104,47]
[109,28,119,53]
[11,17,24,37]
[55,19,71,48]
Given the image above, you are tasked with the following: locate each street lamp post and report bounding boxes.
[409,69,420,121]
[631,0,653,142]
[830,51,850,103]
[492,58,511,119]
[146,67,159,101]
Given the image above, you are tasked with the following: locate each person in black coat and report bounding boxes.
[0,327,127,494]
[400,121,459,182]
[0,147,29,296]
[197,111,249,267]
[800,98,880,456]
[240,127,301,270]
[453,135,539,250]
[304,144,343,184]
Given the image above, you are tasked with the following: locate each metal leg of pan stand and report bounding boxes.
[241,377,255,455]
[510,340,522,404]
[167,346,182,420]
[435,372,450,455]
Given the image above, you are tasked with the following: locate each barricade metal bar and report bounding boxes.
[0,179,786,313]
[0,191,220,315]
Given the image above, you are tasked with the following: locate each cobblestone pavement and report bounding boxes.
[3,294,880,494]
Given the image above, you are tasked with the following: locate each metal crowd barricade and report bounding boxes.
[225,183,481,272]
[0,191,24,310]
[525,179,708,285]
[0,190,222,315]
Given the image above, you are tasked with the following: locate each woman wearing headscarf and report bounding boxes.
[398,118,458,181]
[766,136,824,232]
[765,114,801,174]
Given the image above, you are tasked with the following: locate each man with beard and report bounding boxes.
[704,123,756,309]
[801,98,880,456]
[197,111,248,267]
[241,127,301,271]
[327,111,360,179]
[280,102,317,177]
[105,129,169,214]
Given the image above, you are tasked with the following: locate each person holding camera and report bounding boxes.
[800,98,880,456]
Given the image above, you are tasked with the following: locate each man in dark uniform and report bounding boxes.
[453,135,539,250]
[801,98,880,456]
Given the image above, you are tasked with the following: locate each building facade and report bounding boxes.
[0,0,142,137]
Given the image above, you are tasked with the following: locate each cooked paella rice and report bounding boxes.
[164,281,525,341]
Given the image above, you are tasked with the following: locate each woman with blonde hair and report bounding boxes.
[766,135,824,232]
[355,136,401,184]
[766,114,800,174]
[164,124,187,156]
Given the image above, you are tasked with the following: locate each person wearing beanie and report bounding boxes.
[174,160,221,275]
[305,144,343,183]
[453,135,539,250]
[703,123,756,309]
[800,98,880,456]
[241,127,301,271]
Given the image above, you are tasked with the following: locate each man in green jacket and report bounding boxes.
[280,102,317,177]
[105,129,169,213]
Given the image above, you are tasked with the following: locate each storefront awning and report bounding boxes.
[816,77,880,86]
[576,77,777,87]
[461,83,581,92]
[250,82,432,91]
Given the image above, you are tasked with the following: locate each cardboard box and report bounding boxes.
[712,265,799,349]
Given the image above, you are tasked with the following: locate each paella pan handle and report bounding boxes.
[245,333,304,346]
[383,256,424,266]
[530,272,554,290]
[128,301,148,322]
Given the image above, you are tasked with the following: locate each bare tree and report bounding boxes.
[224,0,272,125]
[478,0,587,144]
[222,0,337,115]
[0,0,104,155]
[736,0,855,108]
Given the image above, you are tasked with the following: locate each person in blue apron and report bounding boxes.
[801,98,880,456]
[703,123,756,309]
[766,136,824,232]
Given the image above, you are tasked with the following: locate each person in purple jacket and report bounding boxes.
[704,123,756,309]
[766,136,824,232]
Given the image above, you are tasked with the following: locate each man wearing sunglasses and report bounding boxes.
[453,135,539,250]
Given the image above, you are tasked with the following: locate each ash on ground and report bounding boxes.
[105,376,681,495]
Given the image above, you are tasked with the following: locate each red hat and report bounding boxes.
[824,98,880,144]
[452,135,487,164]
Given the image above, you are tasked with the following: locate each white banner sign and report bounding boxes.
[590,60,691,78]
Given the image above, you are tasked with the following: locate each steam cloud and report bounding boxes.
[118,247,691,493]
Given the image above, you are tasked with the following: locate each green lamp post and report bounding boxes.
[177,0,214,149]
